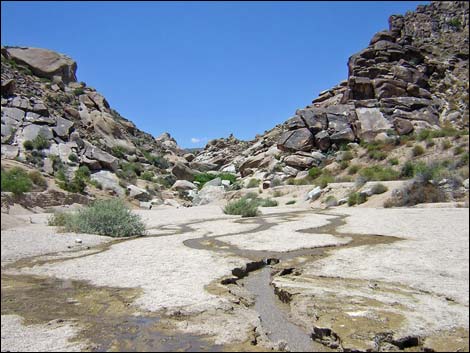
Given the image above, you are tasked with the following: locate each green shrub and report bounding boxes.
[384,180,447,207]
[272,190,283,198]
[28,170,47,189]
[308,167,322,179]
[73,87,85,96]
[314,170,334,188]
[218,173,237,185]
[271,178,282,188]
[140,171,154,181]
[258,198,278,207]
[448,18,462,28]
[369,150,387,160]
[325,195,338,207]
[359,166,399,181]
[224,197,259,217]
[247,178,260,188]
[23,140,34,150]
[48,211,74,227]
[441,140,452,150]
[56,199,146,237]
[348,165,361,175]
[68,153,79,163]
[388,158,399,166]
[111,145,128,159]
[412,145,425,157]
[142,151,169,169]
[339,160,349,170]
[400,161,416,178]
[453,146,465,155]
[1,167,33,195]
[371,183,388,195]
[31,135,51,150]
[286,200,296,205]
[348,192,367,206]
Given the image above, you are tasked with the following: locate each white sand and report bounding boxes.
[311,207,469,304]
[220,213,351,251]
[1,315,85,352]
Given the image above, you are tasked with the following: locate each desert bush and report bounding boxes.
[194,172,237,188]
[257,198,278,207]
[412,145,425,157]
[142,151,170,169]
[48,211,74,227]
[68,153,79,163]
[325,195,338,207]
[140,171,154,181]
[369,150,387,160]
[441,140,452,150]
[359,166,399,181]
[272,190,283,198]
[453,146,465,155]
[1,167,33,195]
[218,173,237,185]
[348,192,367,206]
[247,178,260,188]
[384,181,447,207]
[28,170,47,189]
[314,170,334,188]
[348,165,361,175]
[308,167,322,179]
[286,200,296,205]
[55,199,146,237]
[224,197,259,217]
[371,183,388,195]
[33,135,51,150]
[339,160,350,170]
[388,158,399,166]
[23,140,34,150]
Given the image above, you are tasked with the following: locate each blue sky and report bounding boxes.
[1,1,426,148]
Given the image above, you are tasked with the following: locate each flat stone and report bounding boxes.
[1,107,25,122]
[1,144,19,159]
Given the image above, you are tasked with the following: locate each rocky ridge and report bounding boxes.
[1,46,194,206]
[195,1,469,185]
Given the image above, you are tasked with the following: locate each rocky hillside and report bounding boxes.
[1,46,189,206]
[195,1,469,182]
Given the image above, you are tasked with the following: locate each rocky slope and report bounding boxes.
[1,46,190,206]
[195,1,469,185]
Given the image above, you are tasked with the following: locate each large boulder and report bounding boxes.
[239,153,271,177]
[172,162,197,181]
[126,185,150,201]
[355,108,393,141]
[53,117,74,138]
[90,171,125,196]
[21,124,54,141]
[284,155,316,170]
[83,143,118,171]
[278,128,314,152]
[5,47,77,83]
[172,180,198,191]
[192,185,225,206]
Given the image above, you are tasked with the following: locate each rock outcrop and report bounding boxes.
[277,1,468,151]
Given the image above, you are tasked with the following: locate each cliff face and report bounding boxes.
[277,1,469,153]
